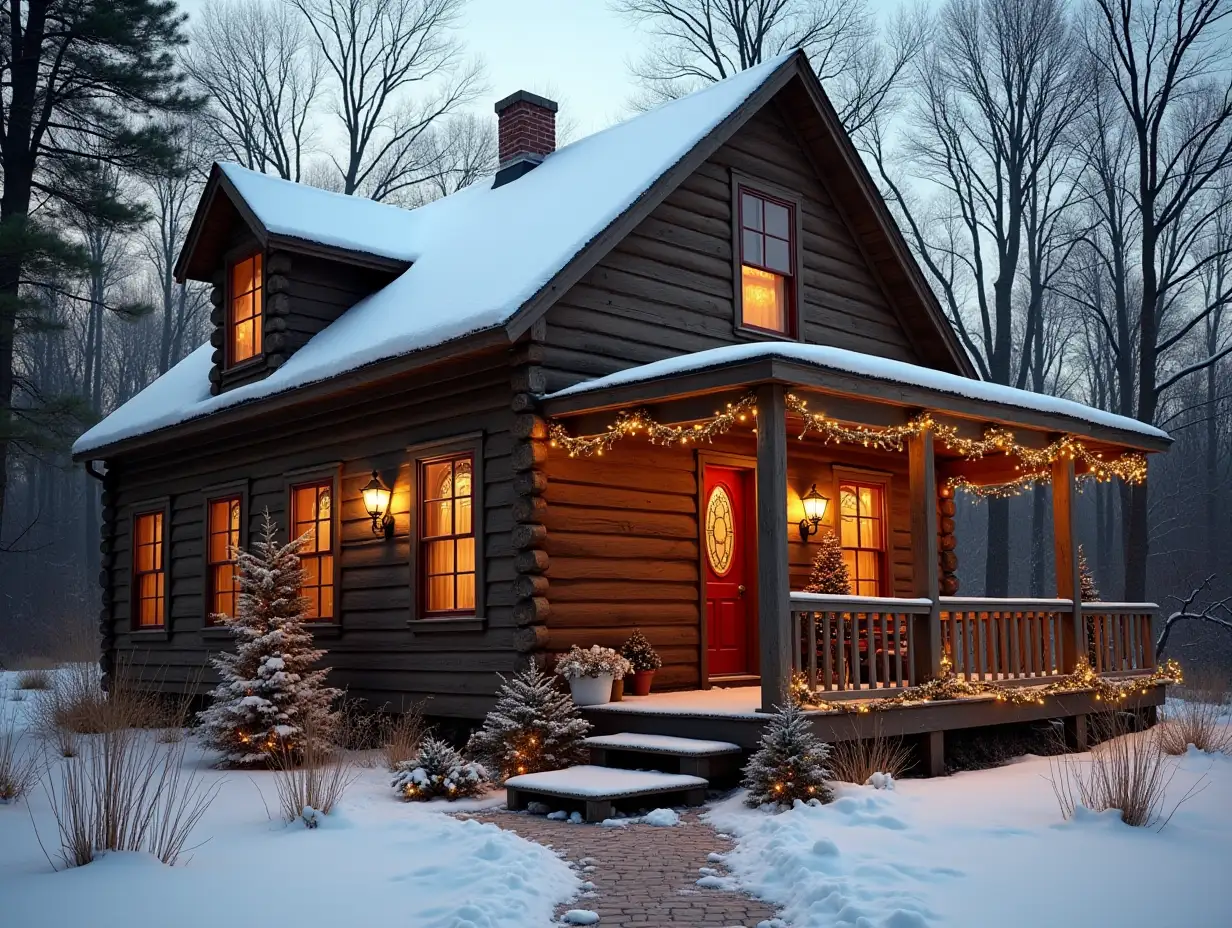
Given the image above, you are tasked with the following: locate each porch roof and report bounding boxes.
[542,342,1171,453]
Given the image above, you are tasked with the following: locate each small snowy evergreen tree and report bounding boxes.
[466,666,591,782]
[742,701,834,808]
[198,511,339,766]
[804,531,850,594]
[392,736,487,801]
[1078,545,1099,602]
[621,628,662,672]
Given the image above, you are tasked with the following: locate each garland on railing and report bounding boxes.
[546,392,1148,494]
[789,656,1182,713]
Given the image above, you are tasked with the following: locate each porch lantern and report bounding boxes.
[798,483,830,541]
[361,470,394,540]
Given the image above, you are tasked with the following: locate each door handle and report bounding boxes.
[738,585,746,594]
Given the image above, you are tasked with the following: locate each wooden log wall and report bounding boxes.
[103,349,521,718]
[938,484,959,595]
[541,428,916,690]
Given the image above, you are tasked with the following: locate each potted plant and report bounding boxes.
[621,629,663,696]
[555,645,632,707]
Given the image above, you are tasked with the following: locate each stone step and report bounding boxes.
[505,765,708,823]
[583,732,743,778]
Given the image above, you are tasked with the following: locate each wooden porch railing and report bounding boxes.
[791,594,1158,694]
[790,593,933,693]
[1083,602,1158,674]
[939,597,1071,682]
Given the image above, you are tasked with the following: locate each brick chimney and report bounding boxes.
[493,90,558,187]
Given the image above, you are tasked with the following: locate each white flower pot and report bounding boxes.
[569,673,614,706]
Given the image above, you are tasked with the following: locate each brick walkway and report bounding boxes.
[467,809,779,927]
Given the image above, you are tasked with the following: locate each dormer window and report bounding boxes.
[228,252,263,366]
[737,187,797,336]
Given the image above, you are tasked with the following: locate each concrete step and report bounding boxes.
[583,732,743,778]
[505,765,708,823]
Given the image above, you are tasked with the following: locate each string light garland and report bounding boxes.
[790,656,1182,713]
[547,391,1149,494]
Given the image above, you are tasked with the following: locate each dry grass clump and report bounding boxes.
[1048,714,1205,829]
[827,723,912,784]
[382,704,426,772]
[30,663,168,736]
[1157,667,1231,756]
[17,667,53,690]
[35,715,221,868]
[270,718,357,827]
[1,706,41,802]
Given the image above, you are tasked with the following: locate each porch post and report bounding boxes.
[1052,456,1084,672]
[908,430,942,682]
[756,383,791,712]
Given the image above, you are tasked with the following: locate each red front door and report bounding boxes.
[703,464,755,678]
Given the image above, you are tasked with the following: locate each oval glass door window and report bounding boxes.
[705,484,735,576]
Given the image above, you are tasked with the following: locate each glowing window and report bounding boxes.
[229,252,263,365]
[705,485,735,576]
[133,511,166,628]
[739,189,794,334]
[838,481,885,597]
[291,481,334,621]
[420,455,475,615]
[206,496,242,621]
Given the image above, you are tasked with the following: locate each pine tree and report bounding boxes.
[742,701,834,808]
[621,628,662,672]
[392,736,488,801]
[466,666,591,782]
[804,531,851,594]
[1078,544,1099,602]
[198,511,339,766]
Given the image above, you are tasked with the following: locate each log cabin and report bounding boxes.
[72,51,1171,770]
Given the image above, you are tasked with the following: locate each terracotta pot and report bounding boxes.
[611,677,624,701]
[568,673,614,706]
[629,669,656,696]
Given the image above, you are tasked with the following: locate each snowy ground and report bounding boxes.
[708,722,1232,928]
[0,671,579,928]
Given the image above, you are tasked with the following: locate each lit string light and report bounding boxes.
[547,392,1149,494]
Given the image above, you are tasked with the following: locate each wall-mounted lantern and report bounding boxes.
[798,483,830,541]
[361,470,394,540]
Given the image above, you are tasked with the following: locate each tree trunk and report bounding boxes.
[1030,484,1047,597]
[984,497,1010,597]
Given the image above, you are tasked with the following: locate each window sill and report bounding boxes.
[129,628,170,641]
[410,616,486,634]
[305,622,342,639]
[734,324,801,343]
[222,355,266,376]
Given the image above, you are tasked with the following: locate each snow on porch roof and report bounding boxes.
[544,342,1171,444]
[72,53,797,457]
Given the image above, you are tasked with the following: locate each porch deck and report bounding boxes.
[583,679,1166,756]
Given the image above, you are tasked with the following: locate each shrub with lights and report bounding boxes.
[197,511,339,766]
[804,530,850,595]
[466,666,591,782]
[743,700,834,809]
[621,629,662,673]
[392,736,488,801]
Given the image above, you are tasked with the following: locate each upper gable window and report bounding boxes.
[229,252,264,366]
[738,188,795,335]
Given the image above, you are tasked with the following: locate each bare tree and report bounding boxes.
[1156,576,1232,658]
[1085,0,1232,600]
[289,0,483,200]
[612,0,924,134]
[871,0,1086,596]
[185,0,323,180]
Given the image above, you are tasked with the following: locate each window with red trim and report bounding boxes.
[229,252,263,366]
[133,511,166,628]
[739,188,795,334]
[838,481,886,597]
[291,481,334,621]
[206,496,242,621]
[420,454,475,615]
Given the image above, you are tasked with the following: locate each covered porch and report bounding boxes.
[539,343,1171,757]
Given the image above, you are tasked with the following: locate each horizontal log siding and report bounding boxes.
[104,351,518,718]
[542,430,914,690]
[540,105,920,393]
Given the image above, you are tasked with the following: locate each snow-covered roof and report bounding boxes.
[545,342,1171,443]
[73,53,795,456]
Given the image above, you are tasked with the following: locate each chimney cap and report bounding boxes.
[494,89,558,115]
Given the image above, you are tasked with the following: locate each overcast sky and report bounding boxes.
[178,0,910,142]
